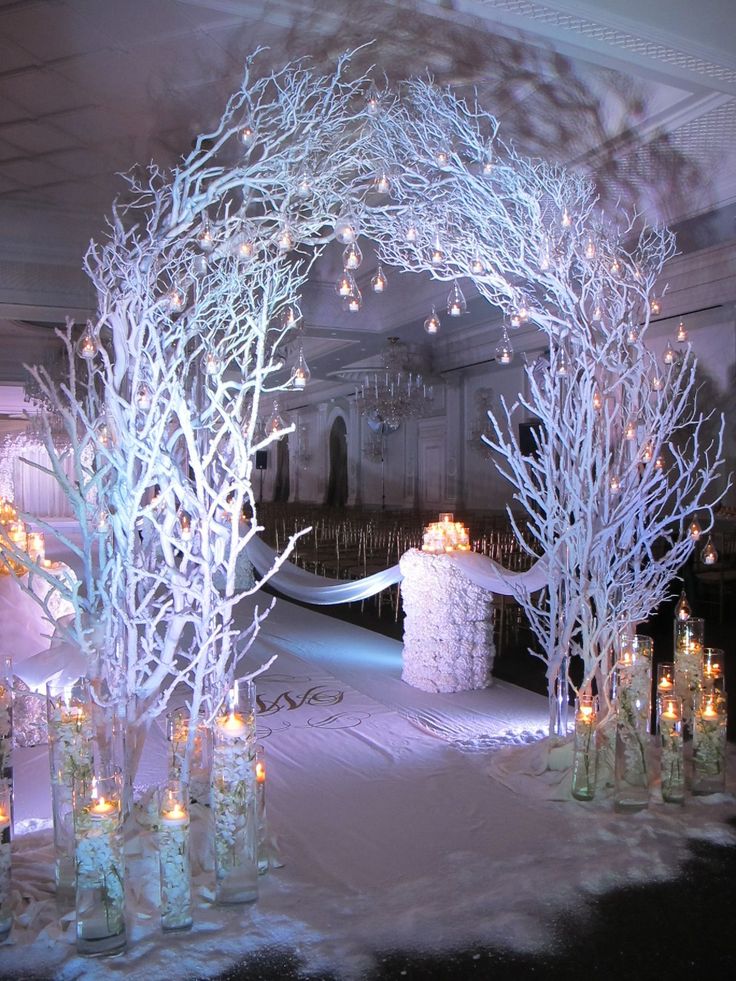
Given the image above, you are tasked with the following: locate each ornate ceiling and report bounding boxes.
[0,0,734,397]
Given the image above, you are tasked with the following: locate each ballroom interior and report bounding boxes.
[0,2,735,980]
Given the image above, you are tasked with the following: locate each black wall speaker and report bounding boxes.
[255,450,268,471]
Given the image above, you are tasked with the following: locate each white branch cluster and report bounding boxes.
[1,54,726,752]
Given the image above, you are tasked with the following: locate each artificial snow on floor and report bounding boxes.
[3,568,736,979]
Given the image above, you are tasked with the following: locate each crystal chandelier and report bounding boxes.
[355,337,433,432]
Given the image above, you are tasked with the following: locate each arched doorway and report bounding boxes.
[273,435,290,502]
[325,416,348,508]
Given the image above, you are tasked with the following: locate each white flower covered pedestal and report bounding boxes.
[399,549,495,693]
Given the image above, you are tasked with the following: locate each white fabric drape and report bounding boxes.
[14,447,75,518]
[245,537,548,605]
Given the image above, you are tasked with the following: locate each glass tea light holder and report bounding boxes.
[0,780,11,942]
[692,690,728,795]
[72,766,126,956]
[47,677,94,900]
[658,695,685,804]
[571,694,598,801]
[701,649,725,692]
[211,680,258,904]
[674,617,704,725]
[157,779,192,932]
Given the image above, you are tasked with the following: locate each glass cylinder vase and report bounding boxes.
[674,617,704,727]
[167,707,212,804]
[255,744,268,874]
[0,657,12,787]
[47,677,94,901]
[211,681,258,905]
[157,779,192,932]
[0,780,11,942]
[658,695,685,804]
[702,648,725,692]
[571,695,598,801]
[614,674,650,812]
[692,691,727,795]
[618,635,653,733]
[73,766,126,956]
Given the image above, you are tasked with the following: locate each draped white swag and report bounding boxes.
[0,438,75,518]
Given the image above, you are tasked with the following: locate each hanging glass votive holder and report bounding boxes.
[674,617,704,727]
[157,779,192,932]
[211,681,258,904]
[47,677,94,901]
[167,708,212,804]
[255,744,268,874]
[72,766,126,956]
[0,780,11,942]
[701,648,725,692]
[571,694,598,801]
[658,695,685,804]
[692,690,727,795]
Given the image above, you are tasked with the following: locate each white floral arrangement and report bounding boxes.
[693,712,726,781]
[48,704,94,892]
[158,824,192,930]
[674,645,702,722]
[74,810,125,941]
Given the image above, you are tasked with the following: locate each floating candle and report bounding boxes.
[89,795,116,818]
[161,802,189,827]
[256,760,266,784]
[218,711,247,738]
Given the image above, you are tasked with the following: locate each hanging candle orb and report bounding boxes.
[335,269,357,298]
[675,589,691,621]
[430,233,444,267]
[495,327,513,365]
[593,302,603,322]
[296,173,311,199]
[291,345,311,390]
[447,281,467,317]
[203,349,221,376]
[403,215,419,245]
[239,122,256,148]
[689,516,702,541]
[365,81,381,116]
[627,324,639,343]
[676,320,688,343]
[663,341,676,365]
[266,399,287,435]
[96,420,114,449]
[556,349,569,376]
[192,254,208,277]
[135,383,152,411]
[178,511,193,543]
[609,474,621,494]
[77,321,101,360]
[424,307,441,335]
[334,211,359,245]
[481,148,493,176]
[371,265,388,293]
[701,536,718,566]
[197,219,215,253]
[166,284,187,314]
[592,388,603,411]
[232,227,256,262]
[641,441,653,463]
[610,258,621,276]
[651,297,662,316]
[538,239,551,272]
[96,508,110,533]
[561,208,572,228]
[470,254,486,275]
[374,171,390,194]
[624,420,637,440]
[652,374,664,391]
[435,146,450,168]
[343,241,363,270]
[275,222,295,252]
[655,454,665,470]
[584,237,596,260]
[516,299,530,322]
[345,288,362,313]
